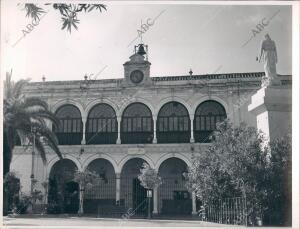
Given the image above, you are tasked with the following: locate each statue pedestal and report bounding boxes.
[248,85,291,142]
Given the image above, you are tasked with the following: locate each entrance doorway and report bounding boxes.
[132,178,147,215]
[48,159,78,214]
[64,181,79,214]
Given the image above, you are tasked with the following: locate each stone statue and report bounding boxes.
[257,34,281,87]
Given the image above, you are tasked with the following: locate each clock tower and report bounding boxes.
[123,44,151,86]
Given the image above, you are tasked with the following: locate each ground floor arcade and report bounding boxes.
[47,157,198,216]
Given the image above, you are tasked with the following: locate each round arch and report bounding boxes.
[155,153,191,171]
[85,103,118,144]
[119,155,155,173]
[191,96,229,116]
[51,99,85,119]
[120,102,154,144]
[47,155,82,180]
[47,158,80,214]
[156,156,191,215]
[119,97,155,118]
[156,101,191,143]
[85,99,119,118]
[82,153,119,174]
[155,96,193,118]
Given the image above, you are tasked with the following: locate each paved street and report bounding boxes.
[3,216,240,228]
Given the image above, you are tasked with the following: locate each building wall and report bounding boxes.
[9,70,292,215]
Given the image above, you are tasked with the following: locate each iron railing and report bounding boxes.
[194,131,213,143]
[55,133,82,145]
[201,197,248,226]
[157,131,191,143]
[86,132,117,144]
[121,132,153,144]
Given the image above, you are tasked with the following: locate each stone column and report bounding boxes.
[248,85,292,143]
[190,114,195,143]
[116,116,121,144]
[192,191,197,215]
[152,115,157,144]
[153,186,158,214]
[81,117,87,145]
[115,173,121,204]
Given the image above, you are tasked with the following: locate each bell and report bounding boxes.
[137,44,146,56]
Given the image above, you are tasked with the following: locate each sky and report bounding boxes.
[1,1,292,82]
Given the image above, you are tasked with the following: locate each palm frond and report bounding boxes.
[4,74,62,167]
[37,127,62,160]
[21,97,49,110]
[23,107,59,126]
[24,4,45,21]
[12,79,30,99]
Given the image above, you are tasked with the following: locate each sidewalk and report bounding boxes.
[3,216,241,227]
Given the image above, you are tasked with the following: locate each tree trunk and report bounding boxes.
[78,186,84,215]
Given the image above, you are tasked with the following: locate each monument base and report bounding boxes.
[248,85,291,142]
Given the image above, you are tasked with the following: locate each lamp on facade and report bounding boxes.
[146,189,153,219]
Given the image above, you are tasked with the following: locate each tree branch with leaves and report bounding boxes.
[19,3,107,33]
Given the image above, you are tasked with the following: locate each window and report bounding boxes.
[194,101,226,143]
[54,105,82,145]
[121,103,153,144]
[157,102,190,143]
[86,104,117,144]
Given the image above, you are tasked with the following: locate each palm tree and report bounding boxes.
[3,70,63,176]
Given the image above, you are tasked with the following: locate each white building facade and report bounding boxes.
[11,44,291,216]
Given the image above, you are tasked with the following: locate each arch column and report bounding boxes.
[152,115,157,144]
[81,116,87,145]
[192,191,197,215]
[190,114,195,143]
[115,173,121,204]
[153,186,158,214]
[116,116,121,144]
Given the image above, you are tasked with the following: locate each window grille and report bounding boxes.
[194,101,226,143]
[86,103,117,144]
[53,105,83,145]
[121,103,153,144]
[157,102,190,143]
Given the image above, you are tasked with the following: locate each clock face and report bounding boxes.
[130,70,144,84]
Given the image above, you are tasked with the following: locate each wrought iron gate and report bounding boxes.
[158,177,192,215]
[201,197,247,225]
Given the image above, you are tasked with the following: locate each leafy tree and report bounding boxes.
[73,169,101,215]
[185,120,270,225]
[138,163,162,218]
[20,3,107,33]
[138,163,162,190]
[264,135,292,226]
[3,71,63,176]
